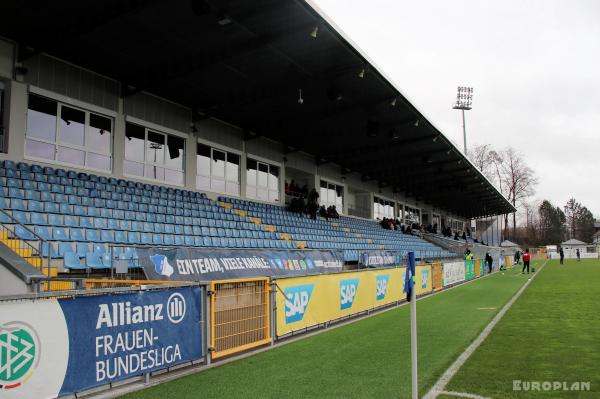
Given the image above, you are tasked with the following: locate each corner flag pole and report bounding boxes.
[405,251,418,399]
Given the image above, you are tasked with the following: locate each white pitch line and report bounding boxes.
[439,390,492,399]
[423,259,549,399]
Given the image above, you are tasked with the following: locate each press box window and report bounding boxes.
[124,122,185,186]
[374,197,395,220]
[319,180,343,212]
[25,93,113,171]
[246,158,279,203]
[196,143,240,195]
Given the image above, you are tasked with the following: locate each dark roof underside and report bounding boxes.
[0,0,515,218]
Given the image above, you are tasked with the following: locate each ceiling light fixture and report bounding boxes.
[358,69,365,78]
[447,149,452,155]
[390,97,397,107]
[297,89,304,105]
[310,26,318,38]
[414,119,419,127]
[432,135,439,142]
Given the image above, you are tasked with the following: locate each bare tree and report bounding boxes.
[469,144,496,183]
[498,147,538,235]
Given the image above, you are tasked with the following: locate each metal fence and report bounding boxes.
[0,208,53,277]
[209,277,271,359]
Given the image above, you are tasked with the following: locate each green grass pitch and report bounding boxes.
[122,263,538,399]
[446,259,600,398]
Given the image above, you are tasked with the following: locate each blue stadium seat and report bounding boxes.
[69,228,85,242]
[163,234,174,245]
[34,226,51,240]
[52,227,69,241]
[75,243,89,257]
[86,229,100,242]
[12,210,29,225]
[64,252,84,269]
[10,198,25,210]
[58,242,74,257]
[80,217,93,229]
[15,225,36,240]
[101,230,115,243]
[127,232,140,244]
[85,252,105,269]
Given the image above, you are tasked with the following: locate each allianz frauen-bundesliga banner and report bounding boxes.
[0,286,203,399]
[138,248,345,281]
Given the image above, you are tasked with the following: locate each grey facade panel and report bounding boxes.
[124,91,191,133]
[23,54,118,111]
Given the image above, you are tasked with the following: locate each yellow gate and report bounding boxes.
[431,263,443,291]
[210,278,271,359]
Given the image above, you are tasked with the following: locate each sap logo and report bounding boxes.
[284,284,314,323]
[421,269,429,288]
[340,278,359,310]
[151,254,174,277]
[376,275,389,301]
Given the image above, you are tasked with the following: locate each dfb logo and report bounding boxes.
[150,254,174,277]
[284,284,314,323]
[421,269,429,289]
[167,293,186,324]
[340,278,359,310]
[376,275,389,301]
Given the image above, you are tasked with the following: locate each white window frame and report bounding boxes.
[246,154,281,203]
[374,195,396,220]
[24,90,114,173]
[123,119,186,186]
[319,178,344,213]
[196,140,241,196]
[405,206,421,224]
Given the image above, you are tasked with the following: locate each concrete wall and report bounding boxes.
[0,266,30,295]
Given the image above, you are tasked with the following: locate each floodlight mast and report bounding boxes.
[452,86,473,155]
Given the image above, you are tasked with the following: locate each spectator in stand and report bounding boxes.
[307,188,319,219]
[462,231,467,240]
[333,205,340,219]
[464,249,474,260]
[454,231,459,240]
[319,205,328,220]
[433,223,438,234]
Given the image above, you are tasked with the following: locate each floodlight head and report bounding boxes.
[452,86,474,110]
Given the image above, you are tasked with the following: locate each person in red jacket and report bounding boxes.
[522,248,531,274]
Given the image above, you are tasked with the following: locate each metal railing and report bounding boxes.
[0,208,53,277]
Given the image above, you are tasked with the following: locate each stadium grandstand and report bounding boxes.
[0,2,517,398]
[0,0,514,290]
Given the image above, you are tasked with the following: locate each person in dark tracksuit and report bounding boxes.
[559,247,564,265]
[485,252,493,273]
[576,248,581,262]
[522,248,531,274]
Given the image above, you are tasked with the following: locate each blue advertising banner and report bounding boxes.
[359,251,402,267]
[58,286,202,396]
[138,248,345,281]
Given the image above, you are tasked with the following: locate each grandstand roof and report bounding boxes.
[0,0,515,218]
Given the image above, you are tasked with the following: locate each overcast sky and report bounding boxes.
[314,0,600,218]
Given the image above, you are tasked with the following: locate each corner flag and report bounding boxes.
[404,251,416,301]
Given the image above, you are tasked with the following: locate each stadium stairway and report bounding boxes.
[0,160,452,275]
